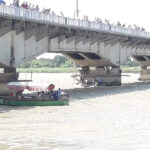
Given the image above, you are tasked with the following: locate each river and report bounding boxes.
[1,73,150,150]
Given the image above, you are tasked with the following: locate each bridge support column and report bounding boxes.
[139,66,150,81]
[0,68,19,96]
[78,66,121,87]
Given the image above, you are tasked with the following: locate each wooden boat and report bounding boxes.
[4,99,69,106]
[0,98,4,105]
[2,94,69,106]
[0,82,70,106]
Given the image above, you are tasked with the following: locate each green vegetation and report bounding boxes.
[121,58,140,73]
[18,55,74,73]
[18,55,140,73]
[19,55,73,69]
[17,67,74,73]
[121,66,140,73]
[17,67,140,73]
[121,58,139,67]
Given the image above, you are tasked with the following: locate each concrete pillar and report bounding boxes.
[0,67,19,96]
[139,66,150,81]
[78,66,121,86]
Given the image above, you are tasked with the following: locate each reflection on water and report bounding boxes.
[1,73,150,150]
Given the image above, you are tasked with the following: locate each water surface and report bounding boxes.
[1,73,150,150]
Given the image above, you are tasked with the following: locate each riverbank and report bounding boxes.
[17,66,140,73]
[17,67,74,73]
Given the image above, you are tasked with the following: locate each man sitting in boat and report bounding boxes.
[37,84,58,101]
[37,91,46,101]
[48,84,55,93]
[15,90,24,99]
[47,86,62,101]
[51,91,58,100]
[57,88,62,98]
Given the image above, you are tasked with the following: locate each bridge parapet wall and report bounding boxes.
[0,5,149,39]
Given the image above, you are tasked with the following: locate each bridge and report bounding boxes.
[0,4,150,94]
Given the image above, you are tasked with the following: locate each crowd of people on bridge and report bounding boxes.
[10,0,40,11]
[80,15,146,32]
[0,0,147,32]
[93,18,146,32]
[82,16,145,32]
[10,0,64,16]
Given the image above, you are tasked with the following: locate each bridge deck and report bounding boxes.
[0,5,149,40]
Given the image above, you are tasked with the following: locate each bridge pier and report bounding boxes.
[0,68,19,96]
[139,66,150,81]
[78,66,121,86]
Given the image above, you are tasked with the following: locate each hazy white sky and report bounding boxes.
[7,0,150,31]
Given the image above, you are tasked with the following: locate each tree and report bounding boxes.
[19,55,73,68]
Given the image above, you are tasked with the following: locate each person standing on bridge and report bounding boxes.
[128,25,131,28]
[60,11,64,17]
[35,5,39,12]
[117,21,121,27]
[15,0,19,7]
[83,15,88,21]
[10,0,15,6]
[24,2,28,9]
[28,3,31,9]
[21,2,26,8]
[0,0,6,5]
[141,27,145,31]
[95,18,102,24]
[52,11,56,15]
[31,5,35,10]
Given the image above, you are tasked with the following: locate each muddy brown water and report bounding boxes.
[1,73,150,150]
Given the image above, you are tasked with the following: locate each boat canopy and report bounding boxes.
[7,82,50,91]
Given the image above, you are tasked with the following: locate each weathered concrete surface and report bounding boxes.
[0,17,150,69]
[0,12,150,91]
[0,70,19,95]
[78,67,121,86]
[139,66,150,81]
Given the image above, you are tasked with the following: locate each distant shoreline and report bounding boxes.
[16,67,140,73]
[17,68,75,73]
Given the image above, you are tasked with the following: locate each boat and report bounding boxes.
[0,97,4,105]
[0,82,70,106]
[3,98,69,106]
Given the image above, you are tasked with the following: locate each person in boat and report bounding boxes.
[37,92,41,100]
[47,84,55,97]
[98,78,103,86]
[39,91,45,97]
[51,91,59,100]
[57,88,62,98]
[52,88,62,100]
[10,92,14,97]
[48,84,55,92]
[37,91,46,101]
[15,89,24,99]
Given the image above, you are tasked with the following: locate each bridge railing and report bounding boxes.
[0,4,150,39]
[111,25,150,38]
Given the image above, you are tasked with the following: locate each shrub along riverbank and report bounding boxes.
[17,66,141,73]
[17,67,75,73]
[121,66,140,73]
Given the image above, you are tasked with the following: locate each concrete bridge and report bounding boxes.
[0,5,150,94]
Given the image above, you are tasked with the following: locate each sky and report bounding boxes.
[7,0,150,58]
